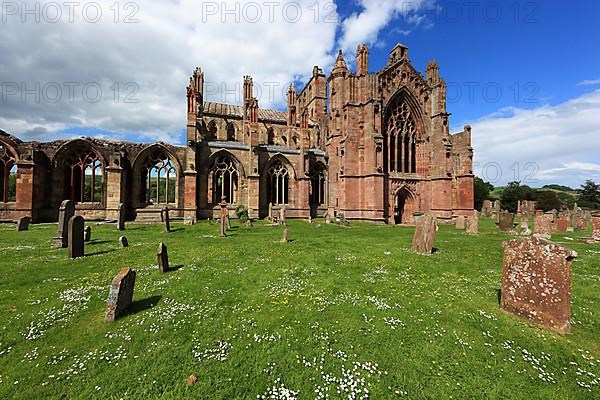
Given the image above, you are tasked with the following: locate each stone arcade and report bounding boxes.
[0,44,473,224]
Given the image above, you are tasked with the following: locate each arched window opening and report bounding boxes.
[210,155,238,203]
[281,136,288,146]
[142,153,177,205]
[0,144,16,202]
[385,100,418,174]
[63,149,103,203]
[268,161,289,205]
[207,120,217,141]
[292,136,299,147]
[227,123,236,141]
[310,167,326,206]
[267,128,275,145]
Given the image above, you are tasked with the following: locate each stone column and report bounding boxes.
[105,152,124,221]
[15,156,36,221]
[219,196,228,237]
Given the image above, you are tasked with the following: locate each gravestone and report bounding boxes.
[161,207,171,233]
[555,217,568,233]
[16,216,31,232]
[117,203,126,231]
[498,211,514,232]
[219,196,228,238]
[245,220,254,228]
[268,202,274,222]
[278,206,287,226]
[466,212,479,235]
[157,242,169,273]
[119,236,129,248]
[281,228,289,243]
[519,218,531,236]
[592,214,600,242]
[52,200,76,248]
[184,216,196,225]
[455,215,466,230]
[411,213,437,254]
[105,268,136,322]
[68,216,85,259]
[84,226,91,242]
[534,215,552,239]
[500,236,577,334]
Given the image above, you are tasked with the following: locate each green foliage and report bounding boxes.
[7,170,16,201]
[556,191,576,209]
[235,204,249,223]
[500,181,536,213]
[535,190,563,212]
[542,184,575,192]
[0,221,598,399]
[578,180,600,209]
[474,177,494,211]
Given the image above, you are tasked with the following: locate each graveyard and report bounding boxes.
[0,217,598,399]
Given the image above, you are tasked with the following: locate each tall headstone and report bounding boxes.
[161,207,171,233]
[105,268,136,322]
[119,236,129,248]
[411,213,437,254]
[533,215,552,239]
[498,211,514,232]
[592,214,600,243]
[84,226,92,242]
[157,243,169,273]
[16,216,31,232]
[455,215,466,230]
[466,212,479,235]
[500,236,577,334]
[281,228,289,243]
[219,196,228,238]
[68,216,85,259]
[555,217,568,233]
[117,203,126,231]
[268,202,274,222]
[52,200,75,248]
[278,206,287,226]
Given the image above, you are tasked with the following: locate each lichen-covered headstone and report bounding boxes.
[534,215,552,239]
[68,216,85,259]
[279,206,287,226]
[84,226,91,242]
[411,213,437,254]
[161,207,171,233]
[281,228,289,243]
[519,218,531,236]
[592,214,600,242]
[157,242,169,273]
[52,200,75,248]
[16,216,31,232]
[500,236,577,334]
[105,268,136,322]
[466,212,479,235]
[555,217,568,233]
[498,211,514,232]
[455,215,466,230]
[117,203,126,231]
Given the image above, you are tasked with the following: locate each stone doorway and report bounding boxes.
[394,187,416,224]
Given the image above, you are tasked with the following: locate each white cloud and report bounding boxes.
[577,79,600,86]
[337,0,429,54]
[0,0,340,143]
[471,89,600,188]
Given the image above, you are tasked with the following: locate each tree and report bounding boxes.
[500,181,536,213]
[535,191,563,212]
[579,180,600,208]
[474,177,494,211]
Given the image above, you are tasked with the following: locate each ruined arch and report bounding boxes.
[206,120,218,141]
[264,155,295,206]
[54,139,106,203]
[309,161,327,212]
[0,139,17,203]
[226,122,236,141]
[133,144,182,206]
[266,127,275,145]
[208,150,244,204]
[394,186,417,225]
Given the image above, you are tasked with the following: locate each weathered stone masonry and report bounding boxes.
[0,43,474,224]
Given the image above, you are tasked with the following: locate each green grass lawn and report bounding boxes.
[0,219,598,399]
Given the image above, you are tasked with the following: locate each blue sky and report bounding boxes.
[1,0,599,187]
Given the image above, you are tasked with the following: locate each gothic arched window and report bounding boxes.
[268,160,289,205]
[227,123,236,141]
[62,149,103,203]
[310,166,326,206]
[0,144,16,203]
[210,155,238,203]
[384,100,417,174]
[267,128,275,145]
[142,152,177,205]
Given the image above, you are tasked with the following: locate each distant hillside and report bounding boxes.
[490,185,578,200]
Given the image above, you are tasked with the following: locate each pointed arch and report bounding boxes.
[0,139,17,203]
[208,150,244,204]
[309,161,327,207]
[394,186,417,224]
[206,120,218,141]
[264,154,295,206]
[133,144,182,206]
[226,122,236,141]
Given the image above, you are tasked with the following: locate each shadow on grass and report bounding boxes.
[127,295,162,316]
[87,240,112,246]
[86,249,118,257]
[432,247,440,254]
[169,264,185,272]
[496,288,502,305]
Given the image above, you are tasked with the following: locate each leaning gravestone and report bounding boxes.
[592,214,600,242]
[500,236,577,334]
[119,236,129,248]
[411,213,437,254]
[105,268,136,322]
[157,243,169,273]
[281,228,289,243]
[161,207,171,233]
[84,226,92,242]
[117,203,126,231]
[466,212,479,235]
[68,216,85,259]
[534,215,552,239]
[455,216,466,230]
[498,211,514,232]
[16,216,31,232]
[52,200,76,248]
